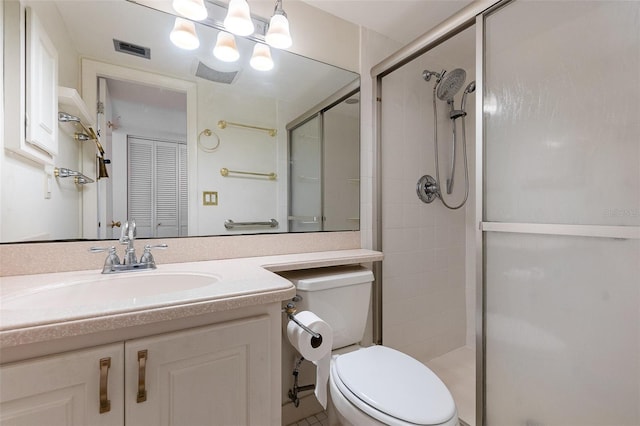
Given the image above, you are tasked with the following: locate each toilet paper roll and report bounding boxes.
[287,311,333,408]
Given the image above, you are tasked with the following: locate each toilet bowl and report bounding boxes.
[280,266,459,426]
[328,346,458,426]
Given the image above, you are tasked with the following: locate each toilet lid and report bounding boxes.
[334,346,456,425]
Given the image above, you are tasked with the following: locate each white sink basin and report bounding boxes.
[2,272,220,311]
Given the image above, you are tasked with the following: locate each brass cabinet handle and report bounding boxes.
[99,357,111,413]
[110,221,122,228]
[137,350,148,403]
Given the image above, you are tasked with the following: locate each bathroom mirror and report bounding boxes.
[1,0,360,243]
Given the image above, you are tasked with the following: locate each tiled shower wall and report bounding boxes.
[380,27,476,361]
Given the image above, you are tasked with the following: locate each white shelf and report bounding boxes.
[58,86,94,128]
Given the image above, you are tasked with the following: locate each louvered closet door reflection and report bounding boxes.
[128,137,187,238]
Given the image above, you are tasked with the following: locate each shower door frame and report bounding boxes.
[371,1,503,424]
[373,1,640,425]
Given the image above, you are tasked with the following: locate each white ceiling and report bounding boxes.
[301,0,473,44]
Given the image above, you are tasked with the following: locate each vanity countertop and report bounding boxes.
[0,249,382,349]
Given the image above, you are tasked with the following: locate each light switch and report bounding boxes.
[203,191,218,206]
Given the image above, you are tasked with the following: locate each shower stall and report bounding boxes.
[373,1,640,425]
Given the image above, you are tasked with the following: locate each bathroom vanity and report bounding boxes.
[0,249,382,425]
[0,316,272,425]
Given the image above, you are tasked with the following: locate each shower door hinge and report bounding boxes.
[97,101,105,115]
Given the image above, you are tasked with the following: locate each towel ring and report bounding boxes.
[198,128,221,152]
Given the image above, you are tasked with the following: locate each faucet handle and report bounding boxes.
[139,244,168,265]
[89,246,118,255]
[89,246,121,272]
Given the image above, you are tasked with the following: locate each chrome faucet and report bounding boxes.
[90,220,167,274]
[120,219,138,265]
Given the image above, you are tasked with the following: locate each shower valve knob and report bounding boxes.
[417,175,439,204]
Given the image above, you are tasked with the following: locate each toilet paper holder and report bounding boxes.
[283,300,323,347]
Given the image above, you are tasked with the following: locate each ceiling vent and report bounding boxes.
[195,61,239,85]
[113,39,151,60]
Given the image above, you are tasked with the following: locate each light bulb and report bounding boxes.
[172,0,207,21]
[250,43,274,71]
[265,13,291,49]
[170,18,200,50]
[224,0,254,36]
[213,32,240,62]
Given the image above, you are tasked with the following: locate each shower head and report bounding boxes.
[436,68,466,101]
[464,81,476,94]
[461,80,476,111]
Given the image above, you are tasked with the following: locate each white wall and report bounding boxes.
[195,82,284,235]
[1,1,82,242]
[379,25,476,361]
[359,28,402,250]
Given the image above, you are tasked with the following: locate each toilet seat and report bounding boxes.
[332,346,457,426]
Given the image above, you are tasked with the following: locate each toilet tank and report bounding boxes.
[280,266,374,350]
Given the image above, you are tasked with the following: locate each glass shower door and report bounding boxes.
[483,1,640,425]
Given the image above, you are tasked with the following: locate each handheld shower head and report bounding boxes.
[461,80,476,111]
[464,81,476,94]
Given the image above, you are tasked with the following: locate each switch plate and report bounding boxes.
[203,191,218,206]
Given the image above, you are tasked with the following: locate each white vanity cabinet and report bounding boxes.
[0,343,124,426]
[0,315,272,426]
[124,315,271,425]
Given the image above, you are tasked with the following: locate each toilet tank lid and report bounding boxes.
[281,266,374,291]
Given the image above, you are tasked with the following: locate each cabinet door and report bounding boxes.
[125,315,271,426]
[25,6,58,158]
[0,344,124,426]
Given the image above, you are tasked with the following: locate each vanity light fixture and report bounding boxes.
[172,0,208,21]
[170,17,200,50]
[265,0,292,49]
[223,0,254,36]
[213,31,240,62]
[250,43,274,71]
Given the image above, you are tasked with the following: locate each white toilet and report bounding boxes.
[282,266,459,426]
